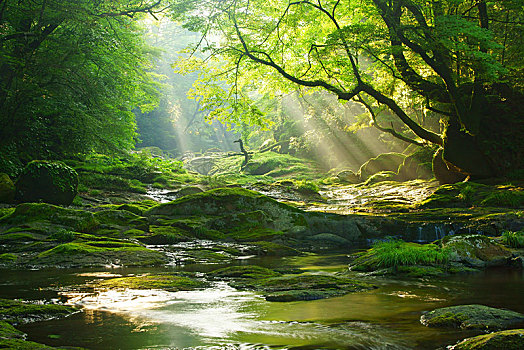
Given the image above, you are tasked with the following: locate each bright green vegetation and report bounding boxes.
[501,231,524,248]
[420,305,524,331]
[0,298,76,324]
[350,240,449,272]
[451,329,524,350]
[98,273,207,292]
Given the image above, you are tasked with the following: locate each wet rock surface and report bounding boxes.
[421,304,524,330]
[448,329,524,350]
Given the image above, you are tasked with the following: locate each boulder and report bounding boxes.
[421,304,524,330]
[336,170,360,183]
[15,161,78,206]
[449,329,524,350]
[184,156,216,175]
[442,234,513,268]
[0,173,15,203]
[358,153,406,181]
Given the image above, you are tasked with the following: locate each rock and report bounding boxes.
[184,156,216,175]
[0,298,77,324]
[363,171,398,185]
[421,304,524,330]
[0,173,15,203]
[449,329,524,350]
[306,233,351,248]
[357,153,406,181]
[336,170,360,183]
[146,188,307,235]
[231,273,375,302]
[442,234,513,268]
[433,148,467,185]
[93,209,149,232]
[97,273,207,292]
[167,186,204,198]
[15,160,78,205]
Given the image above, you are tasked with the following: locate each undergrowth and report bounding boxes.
[501,231,524,248]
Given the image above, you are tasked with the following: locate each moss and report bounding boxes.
[98,273,207,291]
[93,209,149,231]
[451,329,524,350]
[421,305,524,330]
[442,234,512,267]
[0,207,15,219]
[1,203,99,233]
[209,265,281,279]
[0,253,17,262]
[47,229,75,243]
[231,273,375,302]
[15,160,78,205]
[0,298,76,323]
[0,233,38,242]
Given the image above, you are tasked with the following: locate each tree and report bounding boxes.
[171,0,523,178]
[0,0,165,167]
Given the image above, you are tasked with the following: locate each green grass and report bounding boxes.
[351,240,449,271]
[501,231,524,248]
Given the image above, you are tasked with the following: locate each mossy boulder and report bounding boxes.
[397,147,434,181]
[231,273,375,302]
[93,209,149,232]
[209,265,282,279]
[363,171,399,185]
[0,203,98,233]
[0,298,76,324]
[357,153,406,181]
[32,242,166,268]
[15,161,78,205]
[336,170,360,184]
[449,329,524,350]
[442,234,513,268]
[146,188,307,236]
[421,304,524,330]
[0,173,15,203]
[97,273,207,292]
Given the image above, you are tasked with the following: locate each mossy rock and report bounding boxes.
[0,173,15,203]
[442,234,513,268]
[209,265,281,279]
[32,242,166,268]
[449,329,524,350]
[15,161,78,205]
[146,188,307,234]
[358,153,406,181]
[0,298,76,324]
[336,170,360,184]
[246,241,300,256]
[98,273,207,292]
[421,304,524,330]
[93,209,149,232]
[0,203,98,233]
[231,273,375,302]
[363,171,399,185]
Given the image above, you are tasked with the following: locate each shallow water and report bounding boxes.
[2,254,523,350]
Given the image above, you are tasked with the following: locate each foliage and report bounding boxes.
[501,231,524,248]
[0,0,164,162]
[171,0,524,177]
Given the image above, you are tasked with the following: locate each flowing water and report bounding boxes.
[2,253,523,350]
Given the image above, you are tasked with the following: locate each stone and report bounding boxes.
[15,161,78,206]
[336,170,360,183]
[421,304,524,330]
[357,153,406,181]
[0,173,15,203]
[449,329,524,350]
[442,234,513,268]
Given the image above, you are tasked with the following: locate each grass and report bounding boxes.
[501,231,524,248]
[351,240,449,271]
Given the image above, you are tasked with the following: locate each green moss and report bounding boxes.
[421,305,524,330]
[0,298,76,323]
[98,273,206,291]
[452,329,524,350]
[0,233,38,242]
[0,207,15,219]
[209,265,281,279]
[0,253,17,262]
[47,229,75,243]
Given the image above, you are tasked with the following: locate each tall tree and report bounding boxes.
[0,0,165,166]
[171,0,523,178]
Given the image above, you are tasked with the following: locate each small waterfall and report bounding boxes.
[434,225,446,240]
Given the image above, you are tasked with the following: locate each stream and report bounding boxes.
[2,253,523,349]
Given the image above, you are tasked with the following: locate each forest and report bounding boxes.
[0,0,523,349]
